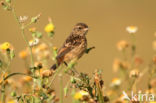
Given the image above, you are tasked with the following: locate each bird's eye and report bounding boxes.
[78,27,82,30]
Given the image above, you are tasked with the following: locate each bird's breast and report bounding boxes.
[64,40,87,61]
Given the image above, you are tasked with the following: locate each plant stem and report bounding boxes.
[11,8,34,67]
[131,33,136,57]
[11,7,36,97]
[59,74,63,103]
[95,81,104,103]
[1,83,6,103]
[21,29,34,67]
[49,66,62,87]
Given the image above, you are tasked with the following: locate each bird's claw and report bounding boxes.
[85,46,95,54]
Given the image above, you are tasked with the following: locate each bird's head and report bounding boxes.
[72,23,88,36]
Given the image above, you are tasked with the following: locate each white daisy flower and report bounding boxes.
[29,38,39,47]
[19,16,28,23]
[111,78,121,87]
[126,26,138,34]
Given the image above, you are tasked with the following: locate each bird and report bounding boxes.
[51,23,89,70]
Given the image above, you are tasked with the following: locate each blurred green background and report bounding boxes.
[0,0,156,96]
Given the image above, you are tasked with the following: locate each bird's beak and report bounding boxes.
[84,28,88,31]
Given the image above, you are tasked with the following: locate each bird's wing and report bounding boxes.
[56,35,82,61]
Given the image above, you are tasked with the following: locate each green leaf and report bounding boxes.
[48,32,54,37]
[11,91,16,97]
[32,33,36,38]
[39,92,48,100]
[34,97,41,103]
[64,87,68,97]
[36,31,42,38]
[32,31,42,38]
[70,77,76,83]
[5,0,11,3]
[68,61,76,69]
[10,50,15,60]
[0,60,3,68]
[31,17,37,23]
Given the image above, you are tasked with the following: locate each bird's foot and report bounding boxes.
[85,46,95,54]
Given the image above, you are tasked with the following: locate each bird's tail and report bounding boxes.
[51,63,60,70]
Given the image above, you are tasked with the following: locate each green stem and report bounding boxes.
[4,72,32,80]
[59,74,63,103]
[95,81,104,103]
[12,8,21,26]
[49,66,62,87]
[1,84,6,103]
[131,33,136,57]
[12,8,34,67]
[21,29,34,67]
[0,55,12,103]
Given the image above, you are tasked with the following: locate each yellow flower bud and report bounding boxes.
[29,27,36,32]
[74,90,89,101]
[44,23,55,33]
[8,100,16,103]
[0,42,11,50]
[53,46,58,51]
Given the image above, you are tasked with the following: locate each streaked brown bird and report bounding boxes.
[51,23,89,70]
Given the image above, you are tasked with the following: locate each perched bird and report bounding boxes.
[51,23,89,70]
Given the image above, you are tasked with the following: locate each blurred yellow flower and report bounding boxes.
[126,26,138,34]
[146,89,154,94]
[153,56,156,64]
[19,50,28,59]
[129,69,139,78]
[153,41,156,51]
[106,90,114,96]
[53,46,58,51]
[150,78,156,88]
[44,23,54,33]
[111,78,121,87]
[117,40,129,51]
[74,90,89,100]
[41,69,53,77]
[38,43,48,51]
[113,59,121,72]
[8,100,16,103]
[29,27,36,32]
[22,76,32,82]
[150,101,156,103]
[0,42,11,50]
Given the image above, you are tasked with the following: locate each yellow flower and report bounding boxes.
[44,23,55,33]
[53,46,58,51]
[106,90,114,96]
[117,40,129,51]
[126,26,138,34]
[129,69,139,78]
[0,42,11,50]
[146,89,154,94]
[41,69,53,77]
[19,50,28,59]
[113,59,121,72]
[153,41,156,51]
[29,27,36,32]
[150,101,156,103]
[74,90,89,100]
[8,100,16,103]
[22,76,32,82]
[38,43,48,51]
[111,78,121,87]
